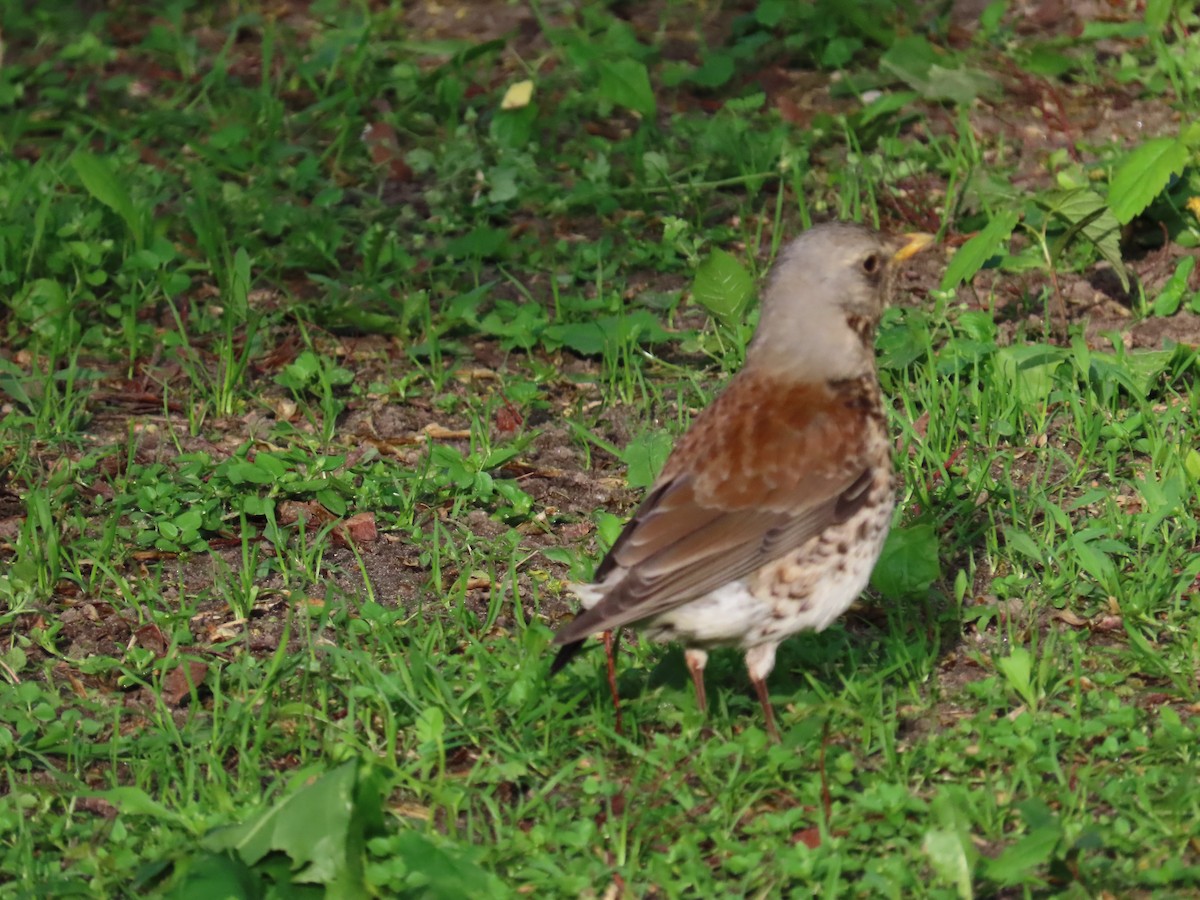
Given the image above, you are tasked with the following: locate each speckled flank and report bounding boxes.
[750,468,893,638]
[642,450,893,657]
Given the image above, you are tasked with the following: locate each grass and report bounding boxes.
[1,1,1199,897]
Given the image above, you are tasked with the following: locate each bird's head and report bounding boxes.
[748,223,934,381]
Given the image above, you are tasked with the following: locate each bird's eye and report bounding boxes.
[861,254,881,275]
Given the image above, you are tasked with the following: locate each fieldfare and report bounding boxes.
[550,222,934,739]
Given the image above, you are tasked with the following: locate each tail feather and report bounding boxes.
[549,637,587,675]
[548,580,606,675]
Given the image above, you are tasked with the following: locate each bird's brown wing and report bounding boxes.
[552,372,882,646]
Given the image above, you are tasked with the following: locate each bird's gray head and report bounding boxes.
[746,222,932,381]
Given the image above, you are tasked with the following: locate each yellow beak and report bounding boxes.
[890,232,936,263]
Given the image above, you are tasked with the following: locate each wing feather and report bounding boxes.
[553,373,884,646]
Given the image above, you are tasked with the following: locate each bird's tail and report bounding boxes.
[548,638,587,676]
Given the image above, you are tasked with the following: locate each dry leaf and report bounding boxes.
[361,121,413,182]
[278,500,335,528]
[559,521,593,540]
[134,623,167,656]
[161,661,209,706]
[76,796,120,819]
[793,826,822,849]
[423,423,471,440]
[332,512,378,548]
[494,399,523,434]
[1052,608,1089,628]
[501,79,535,110]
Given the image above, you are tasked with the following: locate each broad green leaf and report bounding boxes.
[988,801,1065,883]
[940,209,1019,290]
[822,36,863,69]
[415,705,445,745]
[692,248,754,327]
[1118,348,1174,394]
[220,461,266,486]
[167,852,264,900]
[543,322,605,355]
[1020,45,1077,77]
[1185,449,1200,482]
[173,507,204,535]
[95,786,178,821]
[486,164,519,203]
[544,311,668,356]
[923,829,974,900]
[871,522,940,599]
[316,489,347,516]
[688,53,735,89]
[439,284,489,327]
[250,457,285,486]
[1001,527,1043,562]
[858,90,920,126]
[1069,532,1117,590]
[1145,0,1174,30]
[957,309,999,342]
[392,832,498,899]
[445,227,509,259]
[1040,188,1128,291]
[490,102,538,149]
[876,315,929,371]
[978,0,1006,34]
[227,247,252,318]
[642,150,670,183]
[621,430,673,489]
[996,647,1034,706]
[922,65,993,104]
[0,646,26,677]
[277,350,321,389]
[1108,137,1188,224]
[995,344,1067,406]
[479,301,547,350]
[597,59,656,117]
[1081,20,1148,40]
[755,0,787,26]
[1182,120,1200,149]
[595,510,624,551]
[879,36,991,103]
[13,278,71,339]
[1152,256,1194,316]
[984,825,1063,884]
[879,35,940,88]
[202,760,378,894]
[71,151,141,243]
[614,309,669,345]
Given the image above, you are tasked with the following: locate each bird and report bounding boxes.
[549,222,934,740]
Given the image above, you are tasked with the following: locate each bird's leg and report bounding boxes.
[684,648,709,716]
[602,629,623,736]
[745,643,781,742]
[751,675,780,743]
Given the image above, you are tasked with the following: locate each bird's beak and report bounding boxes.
[889,232,936,263]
